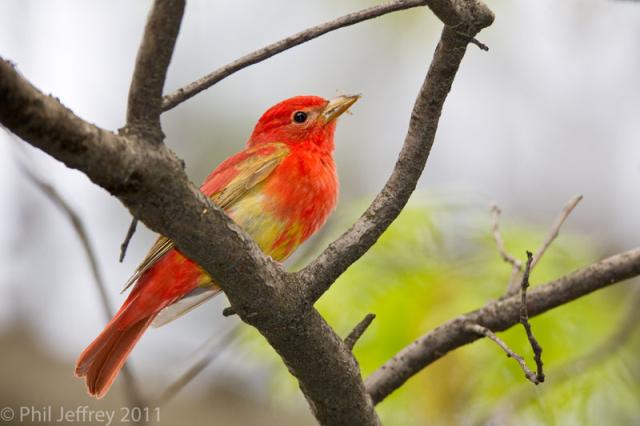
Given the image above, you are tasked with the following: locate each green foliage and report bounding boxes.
[240,197,639,425]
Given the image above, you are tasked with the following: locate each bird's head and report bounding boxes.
[248,95,359,151]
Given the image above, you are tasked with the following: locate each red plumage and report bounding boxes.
[75,95,358,398]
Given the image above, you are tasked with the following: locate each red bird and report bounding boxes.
[75,94,359,398]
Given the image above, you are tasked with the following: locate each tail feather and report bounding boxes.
[75,315,153,399]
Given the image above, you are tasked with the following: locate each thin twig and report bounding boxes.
[519,251,545,383]
[465,323,541,384]
[531,194,583,269]
[488,284,640,423]
[222,306,236,317]
[490,204,522,270]
[15,154,147,412]
[161,0,432,111]
[119,217,138,262]
[345,314,376,351]
[158,326,239,405]
[469,37,489,51]
[500,195,583,296]
[365,247,640,404]
[454,31,489,51]
[490,203,524,296]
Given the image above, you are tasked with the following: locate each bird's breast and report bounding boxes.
[227,149,337,261]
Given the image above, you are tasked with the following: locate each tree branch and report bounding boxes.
[345,313,376,351]
[365,247,640,404]
[0,0,495,423]
[519,251,545,383]
[161,0,425,111]
[490,204,522,269]
[530,194,583,269]
[298,20,494,303]
[0,55,378,426]
[161,0,494,111]
[488,284,640,423]
[499,194,583,295]
[126,0,185,140]
[464,323,541,384]
[119,217,138,262]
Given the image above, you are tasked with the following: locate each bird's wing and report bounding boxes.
[121,142,289,293]
[152,286,222,327]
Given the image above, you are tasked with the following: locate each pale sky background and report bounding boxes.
[1,0,639,407]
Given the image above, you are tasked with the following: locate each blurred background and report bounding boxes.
[1,0,639,425]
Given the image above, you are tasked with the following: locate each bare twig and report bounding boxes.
[464,323,541,384]
[463,253,544,386]
[365,247,640,404]
[519,251,544,383]
[531,194,583,269]
[488,284,640,423]
[126,0,185,140]
[501,195,583,295]
[345,314,376,351]
[0,0,495,422]
[161,0,495,111]
[119,217,138,262]
[16,154,147,413]
[161,0,429,111]
[454,31,489,51]
[158,326,239,405]
[490,204,522,270]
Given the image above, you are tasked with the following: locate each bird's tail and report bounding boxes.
[75,309,154,399]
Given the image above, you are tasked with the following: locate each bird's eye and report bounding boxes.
[293,111,308,123]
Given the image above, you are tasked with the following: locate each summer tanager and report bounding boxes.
[75,94,358,398]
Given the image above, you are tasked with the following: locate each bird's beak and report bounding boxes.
[321,94,360,124]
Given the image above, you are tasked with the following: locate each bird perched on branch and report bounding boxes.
[75,94,359,398]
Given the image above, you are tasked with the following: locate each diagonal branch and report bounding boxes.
[298,19,493,303]
[161,0,493,111]
[464,323,541,384]
[119,217,139,262]
[0,58,275,297]
[345,313,376,351]
[161,0,426,111]
[498,194,583,295]
[126,0,185,141]
[365,247,640,404]
[488,284,640,423]
[0,55,375,426]
[530,194,583,269]
[0,0,495,423]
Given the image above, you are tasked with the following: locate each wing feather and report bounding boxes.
[120,143,288,293]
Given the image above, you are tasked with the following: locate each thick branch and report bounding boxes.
[299,21,493,303]
[0,1,495,422]
[0,58,378,426]
[126,0,185,140]
[161,0,494,111]
[365,247,640,404]
[0,57,279,312]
